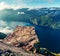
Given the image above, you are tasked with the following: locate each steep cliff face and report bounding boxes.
[3,26,39,51]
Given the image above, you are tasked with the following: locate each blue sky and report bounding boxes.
[0,0,60,10]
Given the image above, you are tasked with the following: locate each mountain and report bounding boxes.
[0,7,60,29]
[0,32,7,39]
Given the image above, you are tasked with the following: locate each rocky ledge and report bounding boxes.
[0,26,44,56]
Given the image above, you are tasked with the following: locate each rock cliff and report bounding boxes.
[3,26,39,52]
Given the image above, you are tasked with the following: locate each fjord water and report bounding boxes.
[35,25,60,53]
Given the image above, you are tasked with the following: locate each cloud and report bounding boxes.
[0,0,46,10]
[0,20,13,34]
[0,20,14,34]
[17,12,25,15]
[14,0,46,8]
[0,2,27,10]
[0,27,13,34]
[0,20,7,27]
[0,2,12,10]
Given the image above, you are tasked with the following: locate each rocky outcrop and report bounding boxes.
[0,42,44,56]
[3,26,39,52]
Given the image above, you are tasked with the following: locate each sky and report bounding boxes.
[0,0,60,10]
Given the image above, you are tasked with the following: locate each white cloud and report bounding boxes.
[0,2,27,10]
[17,12,25,15]
[0,1,45,10]
[0,20,7,26]
[0,2,10,10]
[0,28,13,34]
[0,20,13,34]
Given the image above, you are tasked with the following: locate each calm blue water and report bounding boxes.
[35,25,60,53]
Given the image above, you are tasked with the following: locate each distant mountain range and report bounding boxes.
[0,7,60,29]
